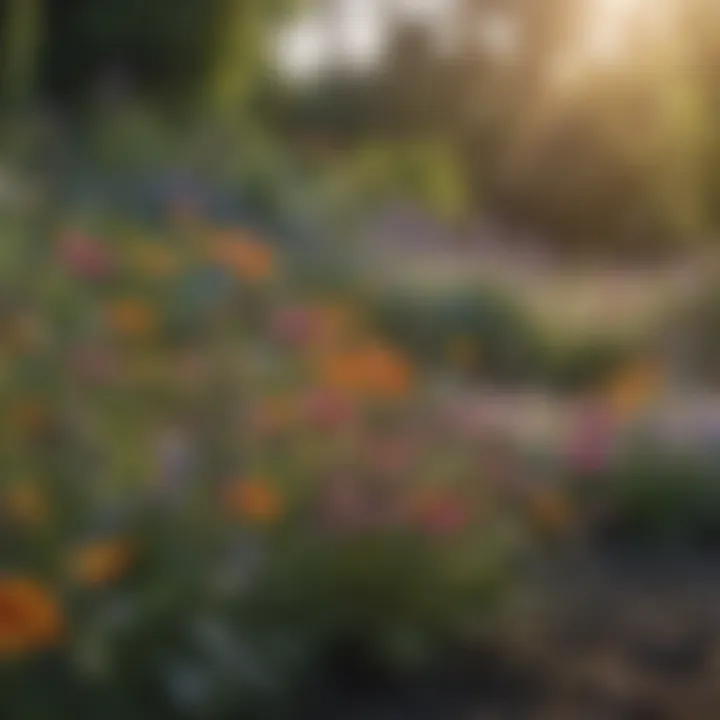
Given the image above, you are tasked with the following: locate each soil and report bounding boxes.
[302,547,720,719]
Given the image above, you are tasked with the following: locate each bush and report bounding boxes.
[572,448,720,545]
[371,287,546,385]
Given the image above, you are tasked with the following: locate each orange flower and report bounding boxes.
[225,478,284,524]
[3,483,49,527]
[68,539,134,587]
[604,358,665,419]
[361,344,414,397]
[318,343,413,398]
[210,232,277,282]
[107,299,159,339]
[0,578,64,657]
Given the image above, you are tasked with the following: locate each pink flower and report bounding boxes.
[71,344,120,384]
[414,493,471,536]
[302,388,356,430]
[367,436,417,477]
[58,231,115,280]
[270,306,316,348]
[319,478,375,533]
[566,402,617,475]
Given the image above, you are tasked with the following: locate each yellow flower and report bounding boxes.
[3,483,49,527]
[0,578,64,657]
[210,232,277,282]
[107,299,159,339]
[225,478,284,524]
[68,539,134,587]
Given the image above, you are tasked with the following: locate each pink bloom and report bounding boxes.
[71,344,120,384]
[367,436,416,477]
[566,402,617,475]
[270,306,316,348]
[303,388,356,430]
[319,478,375,533]
[415,494,471,536]
[58,231,115,280]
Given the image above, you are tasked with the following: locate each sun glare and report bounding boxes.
[550,0,680,88]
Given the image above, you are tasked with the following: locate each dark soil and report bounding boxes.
[301,547,720,719]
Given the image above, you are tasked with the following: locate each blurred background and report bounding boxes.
[1,1,720,718]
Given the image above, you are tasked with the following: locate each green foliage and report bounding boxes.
[372,286,544,384]
[580,450,720,545]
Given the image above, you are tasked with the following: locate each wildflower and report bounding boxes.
[302,388,356,430]
[361,344,414,398]
[68,539,134,587]
[319,477,376,533]
[0,578,64,657]
[318,343,413,399]
[107,299,159,339]
[225,478,284,524]
[604,358,665,420]
[210,232,276,282]
[566,401,617,475]
[413,491,471,536]
[367,435,417,476]
[270,306,316,348]
[58,231,115,280]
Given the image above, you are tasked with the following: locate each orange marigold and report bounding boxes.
[210,232,277,282]
[319,344,413,398]
[225,478,284,524]
[0,578,64,657]
[107,299,159,338]
[68,539,134,587]
[604,358,665,419]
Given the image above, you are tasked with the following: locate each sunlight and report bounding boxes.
[550,0,680,88]
[583,0,677,62]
